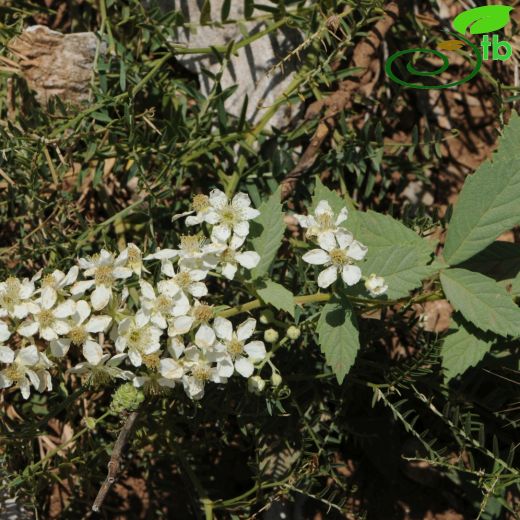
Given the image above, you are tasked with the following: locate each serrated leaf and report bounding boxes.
[453,5,512,35]
[311,180,436,299]
[250,187,285,279]
[316,300,359,384]
[441,316,494,381]
[257,280,295,317]
[440,268,520,337]
[444,112,520,265]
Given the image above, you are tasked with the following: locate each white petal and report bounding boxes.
[50,338,71,358]
[233,221,249,237]
[41,326,58,341]
[235,251,260,269]
[213,317,233,341]
[18,321,39,338]
[135,309,150,328]
[244,340,266,361]
[62,266,79,286]
[20,380,31,399]
[204,209,221,225]
[54,299,76,318]
[235,357,254,378]
[85,315,112,333]
[160,358,184,380]
[237,318,256,341]
[170,315,194,335]
[113,267,132,279]
[0,346,15,363]
[217,358,234,378]
[293,214,310,228]
[242,207,260,220]
[128,350,142,367]
[335,228,354,249]
[139,279,156,300]
[347,241,368,261]
[41,286,57,309]
[83,340,103,364]
[18,345,39,365]
[52,320,70,336]
[231,192,251,209]
[209,189,228,209]
[189,282,208,298]
[341,265,362,286]
[71,280,95,295]
[195,323,215,349]
[317,266,338,288]
[221,262,237,280]
[91,285,111,311]
[315,200,333,216]
[212,224,231,243]
[302,249,330,265]
[145,249,179,260]
[75,300,91,324]
[0,322,10,342]
[172,293,191,317]
[317,232,337,252]
[161,260,176,278]
[335,207,348,225]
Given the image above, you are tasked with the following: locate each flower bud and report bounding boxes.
[264,328,279,343]
[365,274,388,297]
[286,325,301,340]
[248,375,266,394]
[271,373,282,387]
[110,383,145,414]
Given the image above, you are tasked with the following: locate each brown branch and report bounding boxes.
[91,411,139,513]
[280,2,400,200]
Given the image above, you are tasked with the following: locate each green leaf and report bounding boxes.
[200,0,212,24]
[257,280,295,317]
[443,112,520,265]
[453,5,512,35]
[440,268,520,337]
[316,300,360,384]
[441,316,494,381]
[311,179,436,299]
[250,187,285,279]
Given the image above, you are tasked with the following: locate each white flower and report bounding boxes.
[70,343,132,385]
[18,299,76,341]
[38,266,79,309]
[119,243,146,276]
[115,313,162,367]
[158,266,208,303]
[302,229,367,288]
[204,189,260,243]
[182,345,230,400]
[365,274,388,297]
[72,249,133,310]
[294,200,348,242]
[184,194,212,226]
[0,276,39,319]
[213,317,266,378]
[216,235,260,280]
[167,300,214,338]
[49,300,111,357]
[139,279,189,329]
[0,345,51,399]
[133,371,176,391]
[158,357,184,383]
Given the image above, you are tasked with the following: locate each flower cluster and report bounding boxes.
[296,201,388,296]
[0,190,266,401]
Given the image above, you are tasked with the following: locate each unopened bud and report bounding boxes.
[259,310,274,325]
[248,375,266,394]
[286,325,301,340]
[264,328,279,343]
[271,373,282,387]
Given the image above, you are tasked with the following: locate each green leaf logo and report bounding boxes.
[453,5,513,35]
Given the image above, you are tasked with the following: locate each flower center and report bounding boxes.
[193,365,211,381]
[193,303,213,322]
[175,272,192,289]
[4,364,25,383]
[329,248,348,266]
[142,353,160,370]
[127,244,141,265]
[180,235,202,253]
[1,278,21,308]
[128,326,150,351]
[95,266,114,286]
[220,248,235,263]
[42,274,56,288]
[192,194,209,212]
[220,206,237,226]
[69,325,87,346]
[38,309,55,328]
[155,295,172,314]
[316,212,334,229]
[227,338,244,358]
